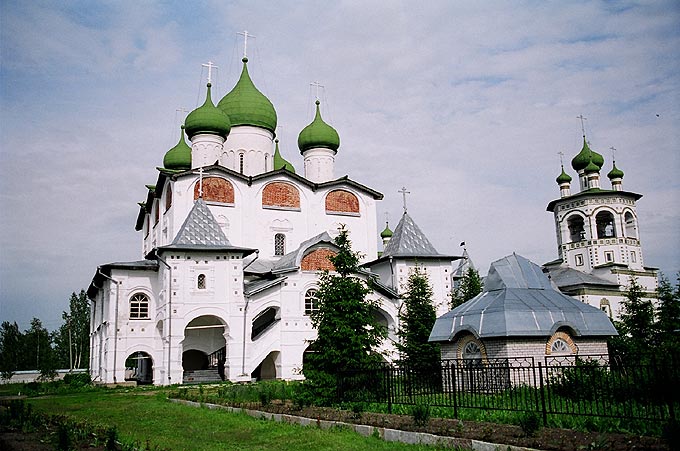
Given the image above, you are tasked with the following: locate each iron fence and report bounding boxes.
[337,355,679,424]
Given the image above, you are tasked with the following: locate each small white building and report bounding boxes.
[430,253,617,367]
[87,57,461,385]
[543,136,658,318]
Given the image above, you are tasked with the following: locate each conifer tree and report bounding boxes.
[451,267,483,309]
[303,226,385,403]
[609,276,655,364]
[0,321,22,380]
[654,274,680,356]
[396,266,440,379]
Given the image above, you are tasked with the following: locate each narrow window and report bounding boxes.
[264,154,269,171]
[239,154,245,174]
[274,233,286,256]
[305,289,319,315]
[630,251,637,263]
[575,254,584,266]
[197,274,206,289]
[130,293,149,319]
[604,251,614,263]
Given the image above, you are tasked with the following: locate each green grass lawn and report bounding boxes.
[27,390,459,451]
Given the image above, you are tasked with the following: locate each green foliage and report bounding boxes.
[518,411,541,437]
[0,321,22,379]
[303,226,386,404]
[411,403,431,426]
[397,266,441,374]
[451,267,482,309]
[63,371,92,387]
[609,276,656,364]
[655,274,680,354]
[54,290,91,370]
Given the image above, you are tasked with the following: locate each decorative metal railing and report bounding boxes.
[337,355,678,424]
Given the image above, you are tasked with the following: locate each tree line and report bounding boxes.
[0,290,90,380]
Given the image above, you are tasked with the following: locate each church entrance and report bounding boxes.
[182,315,228,383]
[124,351,153,385]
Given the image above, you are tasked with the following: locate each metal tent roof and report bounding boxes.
[429,253,618,342]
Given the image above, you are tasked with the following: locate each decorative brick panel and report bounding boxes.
[325,190,359,214]
[262,182,300,209]
[194,177,235,204]
[301,248,336,271]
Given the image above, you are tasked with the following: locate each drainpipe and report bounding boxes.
[389,256,396,290]
[155,254,172,385]
[98,268,120,383]
[241,251,259,377]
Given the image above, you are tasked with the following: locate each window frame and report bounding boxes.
[129,293,150,320]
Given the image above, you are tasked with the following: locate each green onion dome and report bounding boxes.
[607,161,624,179]
[184,83,231,139]
[297,100,340,153]
[556,165,572,184]
[273,139,295,173]
[585,158,600,174]
[217,57,277,133]
[164,126,192,170]
[571,137,604,171]
[380,223,393,239]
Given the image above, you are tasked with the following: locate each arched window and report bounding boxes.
[304,289,319,315]
[197,274,206,290]
[596,211,616,238]
[239,153,245,174]
[624,212,637,239]
[462,341,482,362]
[546,331,576,355]
[165,187,172,211]
[550,339,571,354]
[130,293,149,319]
[567,215,585,242]
[274,233,286,256]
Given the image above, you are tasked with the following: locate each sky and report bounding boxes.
[1,0,679,332]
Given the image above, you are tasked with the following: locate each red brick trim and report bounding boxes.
[194,177,235,204]
[262,182,301,209]
[325,190,360,215]
[301,248,336,272]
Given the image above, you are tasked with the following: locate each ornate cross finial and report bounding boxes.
[237,30,255,58]
[198,167,204,198]
[202,61,218,84]
[577,114,588,137]
[558,151,565,166]
[609,146,617,161]
[310,81,324,101]
[398,186,410,213]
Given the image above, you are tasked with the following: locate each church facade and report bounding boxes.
[87,56,460,385]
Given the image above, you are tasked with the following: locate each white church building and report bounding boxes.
[87,55,462,385]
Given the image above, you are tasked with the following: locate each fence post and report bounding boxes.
[386,366,392,415]
[451,361,458,419]
[538,362,548,427]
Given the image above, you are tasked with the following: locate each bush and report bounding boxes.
[411,403,430,427]
[518,411,541,437]
[63,372,92,387]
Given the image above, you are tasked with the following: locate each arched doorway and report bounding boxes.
[251,351,280,381]
[125,351,153,385]
[182,315,228,382]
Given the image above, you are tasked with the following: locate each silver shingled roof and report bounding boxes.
[382,212,440,257]
[429,254,618,342]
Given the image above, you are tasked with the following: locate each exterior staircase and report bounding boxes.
[182,369,222,384]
